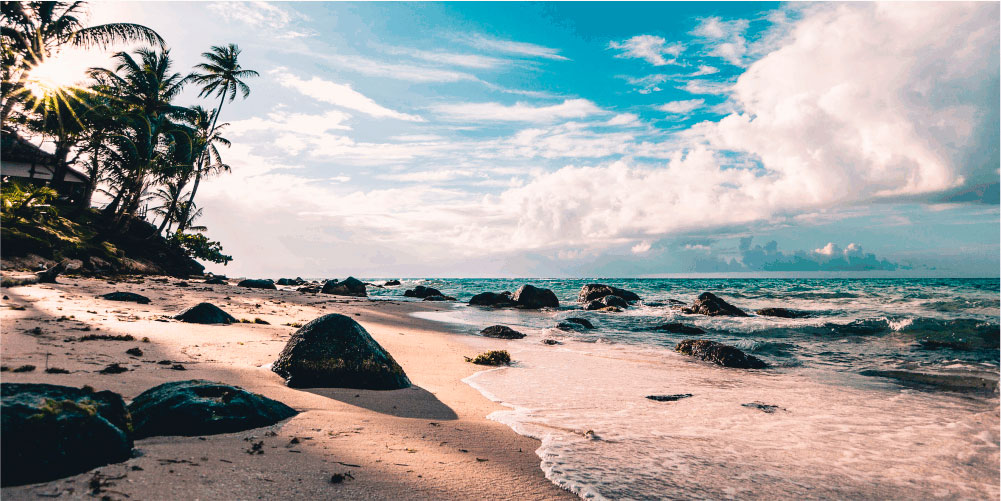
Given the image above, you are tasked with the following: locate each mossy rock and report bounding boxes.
[1,383,132,486]
[480,325,526,339]
[272,314,411,389]
[174,302,236,324]
[128,380,298,439]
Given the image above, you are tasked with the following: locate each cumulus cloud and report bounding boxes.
[433,99,604,122]
[276,72,424,121]
[689,238,904,272]
[609,35,685,66]
[691,16,749,66]
[658,99,705,114]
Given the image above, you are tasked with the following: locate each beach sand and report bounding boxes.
[0,276,574,500]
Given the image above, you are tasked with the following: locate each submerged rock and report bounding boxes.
[384,279,401,286]
[422,295,456,301]
[174,302,237,324]
[480,325,526,339]
[756,308,810,318]
[99,291,151,304]
[675,339,767,369]
[646,394,693,402]
[403,285,442,298]
[512,284,559,309]
[129,380,298,439]
[742,402,782,413]
[556,317,595,331]
[682,292,748,317]
[238,279,277,290]
[652,323,706,335]
[272,314,411,389]
[860,369,999,393]
[1,383,132,486]
[584,295,628,310]
[468,291,518,307]
[322,277,367,297]
[578,284,640,303]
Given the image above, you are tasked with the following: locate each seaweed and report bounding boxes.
[464,350,511,366]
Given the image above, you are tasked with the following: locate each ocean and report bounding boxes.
[369,278,1000,499]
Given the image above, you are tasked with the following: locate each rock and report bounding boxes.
[468,291,517,307]
[1,383,132,486]
[511,284,559,309]
[681,292,748,317]
[563,317,594,329]
[742,402,782,413]
[595,306,622,312]
[174,302,237,324]
[276,278,305,286]
[422,295,456,301]
[480,325,526,339]
[128,380,299,439]
[321,277,367,297]
[99,292,151,304]
[675,339,767,369]
[860,369,998,393]
[583,295,628,310]
[204,277,227,285]
[652,323,706,335]
[297,285,321,293]
[646,394,693,402]
[237,279,276,290]
[556,317,595,331]
[403,285,442,298]
[755,308,809,318]
[542,339,562,345]
[578,283,640,303]
[384,280,401,286]
[272,314,411,389]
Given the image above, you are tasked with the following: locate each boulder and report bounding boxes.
[557,317,594,330]
[99,292,151,304]
[468,291,517,307]
[480,325,526,339]
[403,285,442,298]
[584,295,628,310]
[1,383,132,486]
[128,380,298,439]
[272,314,411,389]
[675,339,767,369]
[238,279,276,290]
[174,302,237,324]
[322,277,367,297]
[652,323,706,335]
[681,292,748,317]
[276,277,306,286]
[297,285,322,293]
[578,284,640,303]
[422,295,456,301]
[204,276,227,285]
[755,308,809,318]
[384,280,401,286]
[512,284,559,309]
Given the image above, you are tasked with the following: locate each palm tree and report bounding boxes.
[168,105,229,233]
[180,43,257,231]
[1,1,164,123]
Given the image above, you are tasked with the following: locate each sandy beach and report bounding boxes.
[0,275,574,500]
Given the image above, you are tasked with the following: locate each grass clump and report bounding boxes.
[464,350,511,366]
[284,322,303,328]
[253,317,269,325]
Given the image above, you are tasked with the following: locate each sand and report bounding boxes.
[0,276,575,500]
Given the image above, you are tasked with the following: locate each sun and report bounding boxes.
[24,55,85,99]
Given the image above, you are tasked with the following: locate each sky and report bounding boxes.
[44,1,1000,277]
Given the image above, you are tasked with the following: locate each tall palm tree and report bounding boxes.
[167,105,229,233]
[180,43,256,231]
[1,1,164,123]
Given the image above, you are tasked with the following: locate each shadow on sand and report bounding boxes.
[301,385,459,420]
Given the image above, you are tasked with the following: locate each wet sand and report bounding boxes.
[0,276,574,500]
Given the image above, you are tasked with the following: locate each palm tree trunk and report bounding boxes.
[178,93,226,232]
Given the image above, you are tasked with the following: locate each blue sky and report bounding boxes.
[56,2,1000,277]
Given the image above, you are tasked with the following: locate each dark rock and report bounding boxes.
[468,291,517,307]
[403,285,442,298]
[174,302,237,324]
[384,280,401,286]
[276,278,302,286]
[128,380,299,439]
[556,317,594,331]
[272,314,411,389]
[99,292,151,304]
[756,308,809,318]
[422,295,456,301]
[297,285,321,293]
[667,299,686,305]
[125,347,143,357]
[98,363,128,374]
[860,369,998,393]
[237,279,277,290]
[681,292,748,317]
[675,339,767,369]
[480,325,526,339]
[512,284,559,309]
[578,283,640,303]
[652,323,706,335]
[204,277,227,285]
[1,383,132,486]
[742,402,782,413]
[583,295,628,310]
[646,394,693,402]
[322,277,367,297]
[563,317,594,329]
[542,339,562,345]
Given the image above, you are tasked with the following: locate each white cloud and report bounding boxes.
[680,79,731,95]
[305,51,479,83]
[626,74,669,94]
[276,72,424,122]
[658,99,705,114]
[609,35,684,66]
[631,241,652,254]
[692,17,750,66]
[207,2,313,39]
[433,99,603,123]
[463,34,568,61]
[691,65,719,76]
[383,46,505,69]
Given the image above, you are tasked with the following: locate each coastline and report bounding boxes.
[0,276,575,500]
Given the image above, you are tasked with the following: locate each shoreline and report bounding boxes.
[0,276,575,500]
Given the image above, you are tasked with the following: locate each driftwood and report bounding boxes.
[1,261,67,287]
